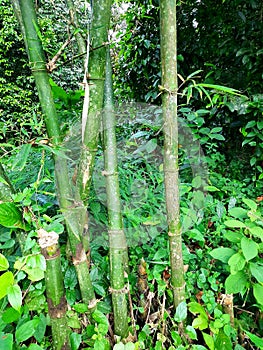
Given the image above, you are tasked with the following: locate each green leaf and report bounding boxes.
[34,314,46,343]
[202,332,214,350]
[253,284,263,305]
[92,310,109,336]
[0,202,23,229]
[186,325,197,340]
[70,332,82,350]
[174,301,187,322]
[15,319,39,343]
[244,330,263,348]
[249,262,263,283]
[228,253,246,274]
[224,219,246,228]
[0,271,14,299]
[248,226,263,240]
[11,144,32,171]
[7,284,22,312]
[192,315,208,330]
[2,308,21,323]
[192,176,202,189]
[242,198,257,210]
[209,248,235,263]
[225,271,248,294]
[0,332,13,350]
[188,302,208,319]
[228,207,248,219]
[241,237,258,261]
[113,343,125,350]
[198,83,241,95]
[94,338,111,350]
[73,303,88,313]
[0,253,9,271]
[204,185,220,192]
[153,248,168,261]
[224,231,243,243]
[210,134,225,141]
[28,344,45,350]
[214,330,232,350]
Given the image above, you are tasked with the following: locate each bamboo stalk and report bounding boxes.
[77,0,112,203]
[102,49,128,338]
[12,0,96,308]
[160,0,185,307]
[38,229,70,350]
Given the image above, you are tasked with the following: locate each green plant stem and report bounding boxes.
[66,0,86,55]
[77,0,112,202]
[160,0,185,307]
[40,233,70,350]
[102,49,128,338]
[12,0,95,308]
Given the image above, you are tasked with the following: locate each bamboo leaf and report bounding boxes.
[197,83,241,95]
[11,144,32,171]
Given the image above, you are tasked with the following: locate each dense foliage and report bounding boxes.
[0,0,263,349]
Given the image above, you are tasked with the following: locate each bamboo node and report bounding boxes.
[37,228,59,248]
[101,170,117,177]
[109,285,129,294]
[170,282,186,291]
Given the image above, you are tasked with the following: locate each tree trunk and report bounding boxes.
[102,49,128,338]
[12,0,96,309]
[160,0,185,307]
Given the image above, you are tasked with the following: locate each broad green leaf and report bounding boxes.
[92,310,109,336]
[188,302,208,319]
[113,343,125,350]
[192,315,208,330]
[0,202,23,229]
[204,185,220,192]
[186,325,197,340]
[225,271,248,294]
[209,248,235,263]
[228,253,246,274]
[0,253,9,271]
[2,308,20,323]
[249,262,263,283]
[228,207,247,219]
[94,338,111,350]
[7,284,22,312]
[224,231,243,243]
[192,176,202,189]
[73,303,88,313]
[241,237,258,261]
[253,284,263,305]
[28,344,44,350]
[214,330,232,350]
[15,319,39,343]
[0,332,13,350]
[202,332,214,350]
[70,332,82,350]
[11,144,32,171]
[242,198,257,211]
[210,134,225,141]
[174,301,187,322]
[224,219,246,228]
[244,330,263,348]
[0,271,14,299]
[153,248,168,261]
[248,226,263,240]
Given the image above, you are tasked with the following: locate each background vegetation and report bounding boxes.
[0,0,263,349]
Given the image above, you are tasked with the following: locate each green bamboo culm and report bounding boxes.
[102,49,129,338]
[12,0,96,308]
[38,229,70,350]
[77,0,112,202]
[160,0,185,307]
